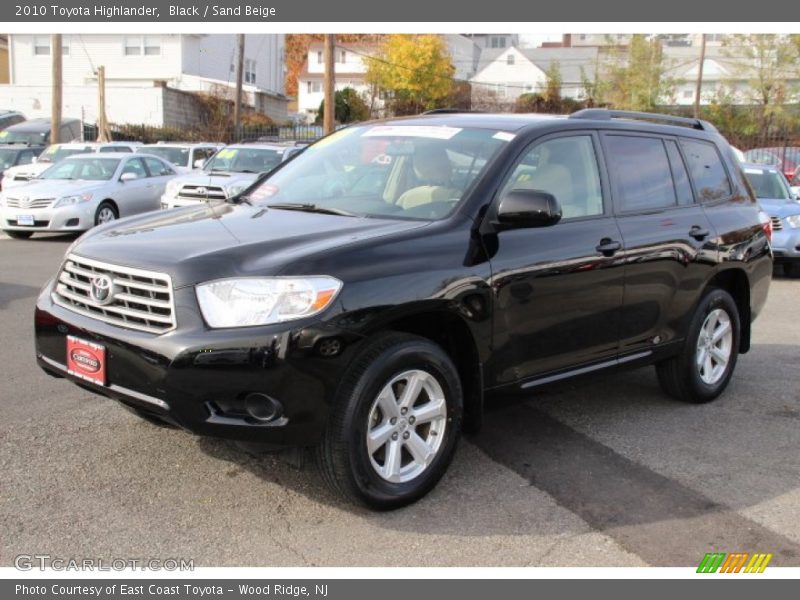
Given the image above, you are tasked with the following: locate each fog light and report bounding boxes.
[244,393,283,422]
[65,218,79,227]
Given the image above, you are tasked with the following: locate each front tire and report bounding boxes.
[317,332,463,510]
[3,230,33,239]
[656,288,740,404]
[94,202,118,226]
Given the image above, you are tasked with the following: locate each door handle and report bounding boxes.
[596,239,622,256]
[688,225,710,241]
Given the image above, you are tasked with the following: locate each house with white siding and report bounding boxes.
[0,34,288,128]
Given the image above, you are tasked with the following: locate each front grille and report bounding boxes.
[6,197,55,209]
[770,216,783,231]
[53,254,176,334]
[177,184,226,201]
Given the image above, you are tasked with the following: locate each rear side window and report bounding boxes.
[665,140,694,205]
[680,139,731,202]
[604,135,676,212]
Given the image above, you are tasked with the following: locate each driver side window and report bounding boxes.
[503,135,604,219]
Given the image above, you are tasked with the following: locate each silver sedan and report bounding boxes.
[0,153,178,239]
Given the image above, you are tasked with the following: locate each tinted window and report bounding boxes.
[680,139,731,202]
[143,156,174,177]
[503,135,604,219]
[121,157,147,178]
[665,140,694,205]
[100,145,131,153]
[605,135,676,212]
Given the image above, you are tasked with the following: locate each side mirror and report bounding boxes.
[496,189,562,229]
[120,172,138,182]
[194,159,206,169]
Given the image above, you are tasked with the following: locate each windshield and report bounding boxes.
[0,130,47,145]
[39,157,120,181]
[744,167,793,200]
[138,146,189,166]
[39,144,93,163]
[205,147,283,174]
[0,149,22,170]
[245,125,510,220]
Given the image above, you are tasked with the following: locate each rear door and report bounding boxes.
[602,132,718,356]
[142,157,176,208]
[115,157,152,216]
[488,132,626,385]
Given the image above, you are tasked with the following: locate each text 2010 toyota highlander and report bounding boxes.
[35,110,772,509]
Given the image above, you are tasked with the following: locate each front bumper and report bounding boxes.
[2,205,93,232]
[770,226,800,262]
[35,279,363,447]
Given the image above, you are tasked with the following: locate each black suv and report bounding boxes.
[35,110,772,509]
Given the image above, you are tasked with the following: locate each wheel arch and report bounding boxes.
[704,268,751,353]
[375,310,484,434]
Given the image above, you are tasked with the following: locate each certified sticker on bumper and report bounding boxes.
[66,335,106,386]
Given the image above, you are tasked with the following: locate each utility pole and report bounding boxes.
[694,33,707,118]
[96,66,111,142]
[323,34,335,135]
[233,34,245,143]
[51,34,62,144]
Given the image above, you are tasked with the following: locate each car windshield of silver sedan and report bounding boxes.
[38,157,120,181]
[247,125,511,221]
[745,168,793,200]
[204,147,282,174]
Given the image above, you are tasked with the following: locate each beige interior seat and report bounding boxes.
[396,145,460,210]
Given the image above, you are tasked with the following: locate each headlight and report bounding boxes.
[165,180,181,198]
[53,193,92,208]
[0,193,5,207]
[226,184,248,198]
[786,215,800,229]
[195,276,342,328]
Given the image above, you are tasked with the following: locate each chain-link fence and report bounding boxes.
[83,123,329,145]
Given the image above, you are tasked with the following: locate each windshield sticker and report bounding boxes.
[250,184,279,201]
[493,131,516,142]
[310,127,357,150]
[216,148,236,160]
[0,132,7,138]
[745,168,765,174]
[362,125,462,140]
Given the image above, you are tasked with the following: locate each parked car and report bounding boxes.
[0,110,26,131]
[34,110,771,509]
[2,142,142,190]
[743,146,800,181]
[742,163,800,277]
[1,153,176,238]
[135,142,223,173]
[160,142,304,209]
[0,144,46,188]
[0,118,82,146]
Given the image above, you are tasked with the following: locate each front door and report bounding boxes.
[487,133,625,386]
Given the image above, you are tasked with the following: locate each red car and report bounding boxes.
[744,146,800,181]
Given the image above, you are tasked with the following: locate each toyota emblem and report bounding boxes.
[90,275,114,305]
[196,187,208,197]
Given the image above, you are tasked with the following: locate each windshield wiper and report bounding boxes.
[267,203,359,217]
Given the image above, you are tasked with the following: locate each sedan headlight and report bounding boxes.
[195,276,342,328]
[165,180,182,198]
[53,193,93,208]
[785,215,800,229]
[226,184,249,198]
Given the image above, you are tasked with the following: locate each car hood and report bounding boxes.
[3,178,109,198]
[72,203,431,288]
[172,171,259,189]
[4,162,50,178]
[757,197,800,218]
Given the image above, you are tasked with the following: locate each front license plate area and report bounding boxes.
[66,335,106,386]
[17,214,34,226]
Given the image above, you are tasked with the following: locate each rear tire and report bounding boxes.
[656,288,740,404]
[3,230,33,239]
[94,202,118,226]
[317,332,463,510]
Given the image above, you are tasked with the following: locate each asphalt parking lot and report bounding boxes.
[1,232,799,567]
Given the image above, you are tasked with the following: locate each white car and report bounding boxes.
[161,143,304,209]
[135,142,223,173]
[0,153,176,239]
[2,141,142,191]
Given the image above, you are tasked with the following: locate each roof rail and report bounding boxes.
[422,108,482,115]
[569,108,717,132]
